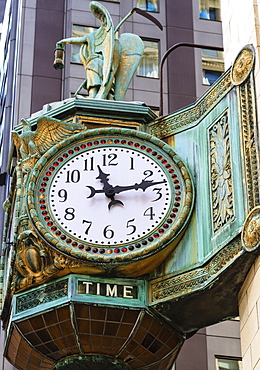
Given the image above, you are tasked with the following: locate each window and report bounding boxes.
[216,357,242,370]
[203,70,222,85]
[200,0,221,21]
[71,25,97,63]
[202,48,224,85]
[136,0,158,12]
[137,40,159,78]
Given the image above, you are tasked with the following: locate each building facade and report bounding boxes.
[221,1,260,369]
[0,0,244,369]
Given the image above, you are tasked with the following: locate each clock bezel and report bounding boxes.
[27,127,194,264]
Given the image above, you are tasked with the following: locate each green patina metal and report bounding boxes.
[15,278,69,315]
[11,99,157,140]
[148,63,255,277]
[13,275,147,320]
[160,91,244,274]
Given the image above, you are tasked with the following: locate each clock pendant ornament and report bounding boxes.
[27,128,194,276]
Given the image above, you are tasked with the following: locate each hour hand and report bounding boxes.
[96,165,111,190]
[86,185,105,199]
[86,166,112,198]
[86,166,124,209]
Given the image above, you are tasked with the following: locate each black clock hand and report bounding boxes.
[86,186,105,198]
[87,165,124,209]
[96,165,111,193]
[113,179,167,194]
[86,179,167,198]
[85,165,111,198]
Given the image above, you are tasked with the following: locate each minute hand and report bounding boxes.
[113,179,167,194]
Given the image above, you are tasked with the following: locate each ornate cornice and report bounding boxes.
[202,60,224,70]
[149,236,243,304]
[149,70,232,138]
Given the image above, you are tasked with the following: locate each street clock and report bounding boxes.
[27,128,194,275]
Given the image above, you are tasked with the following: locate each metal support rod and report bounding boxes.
[159,42,224,116]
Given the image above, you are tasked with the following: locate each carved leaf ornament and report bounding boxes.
[209,112,234,232]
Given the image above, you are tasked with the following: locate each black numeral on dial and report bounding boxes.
[64,207,75,220]
[152,188,162,202]
[143,170,153,181]
[126,218,136,235]
[102,153,118,166]
[130,157,134,170]
[84,157,94,171]
[66,170,80,183]
[82,219,92,235]
[58,189,68,202]
[143,207,155,220]
[103,225,114,239]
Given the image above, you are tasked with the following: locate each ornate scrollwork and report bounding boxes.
[209,111,234,232]
[16,279,68,313]
[13,228,84,293]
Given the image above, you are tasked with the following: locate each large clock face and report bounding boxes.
[28,129,193,263]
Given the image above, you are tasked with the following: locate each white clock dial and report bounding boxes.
[49,146,171,246]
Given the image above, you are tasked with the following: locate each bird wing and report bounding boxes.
[34,116,85,154]
[90,1,114,86]
[11,131,22,151]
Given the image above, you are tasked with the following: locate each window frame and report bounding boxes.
[201,48,224,86]
[199,0,221,21]
[137,38,160,79]
[71,24,98,64]
[203,69,222,86]
[136,0,159,13]
[215,356,242,370]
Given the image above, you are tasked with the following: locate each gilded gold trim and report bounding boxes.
[239,79,260,211]
[231,44,255,85]
[242,206,260,252]
[70,115,142,131]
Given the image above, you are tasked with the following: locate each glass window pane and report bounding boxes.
[137,40,159,78]
[200,0,221,21]
[203,70,222,85]
[137,0,158,12]
[71,25,97,63]
[216,358,242,370]
[202,48,224,85]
